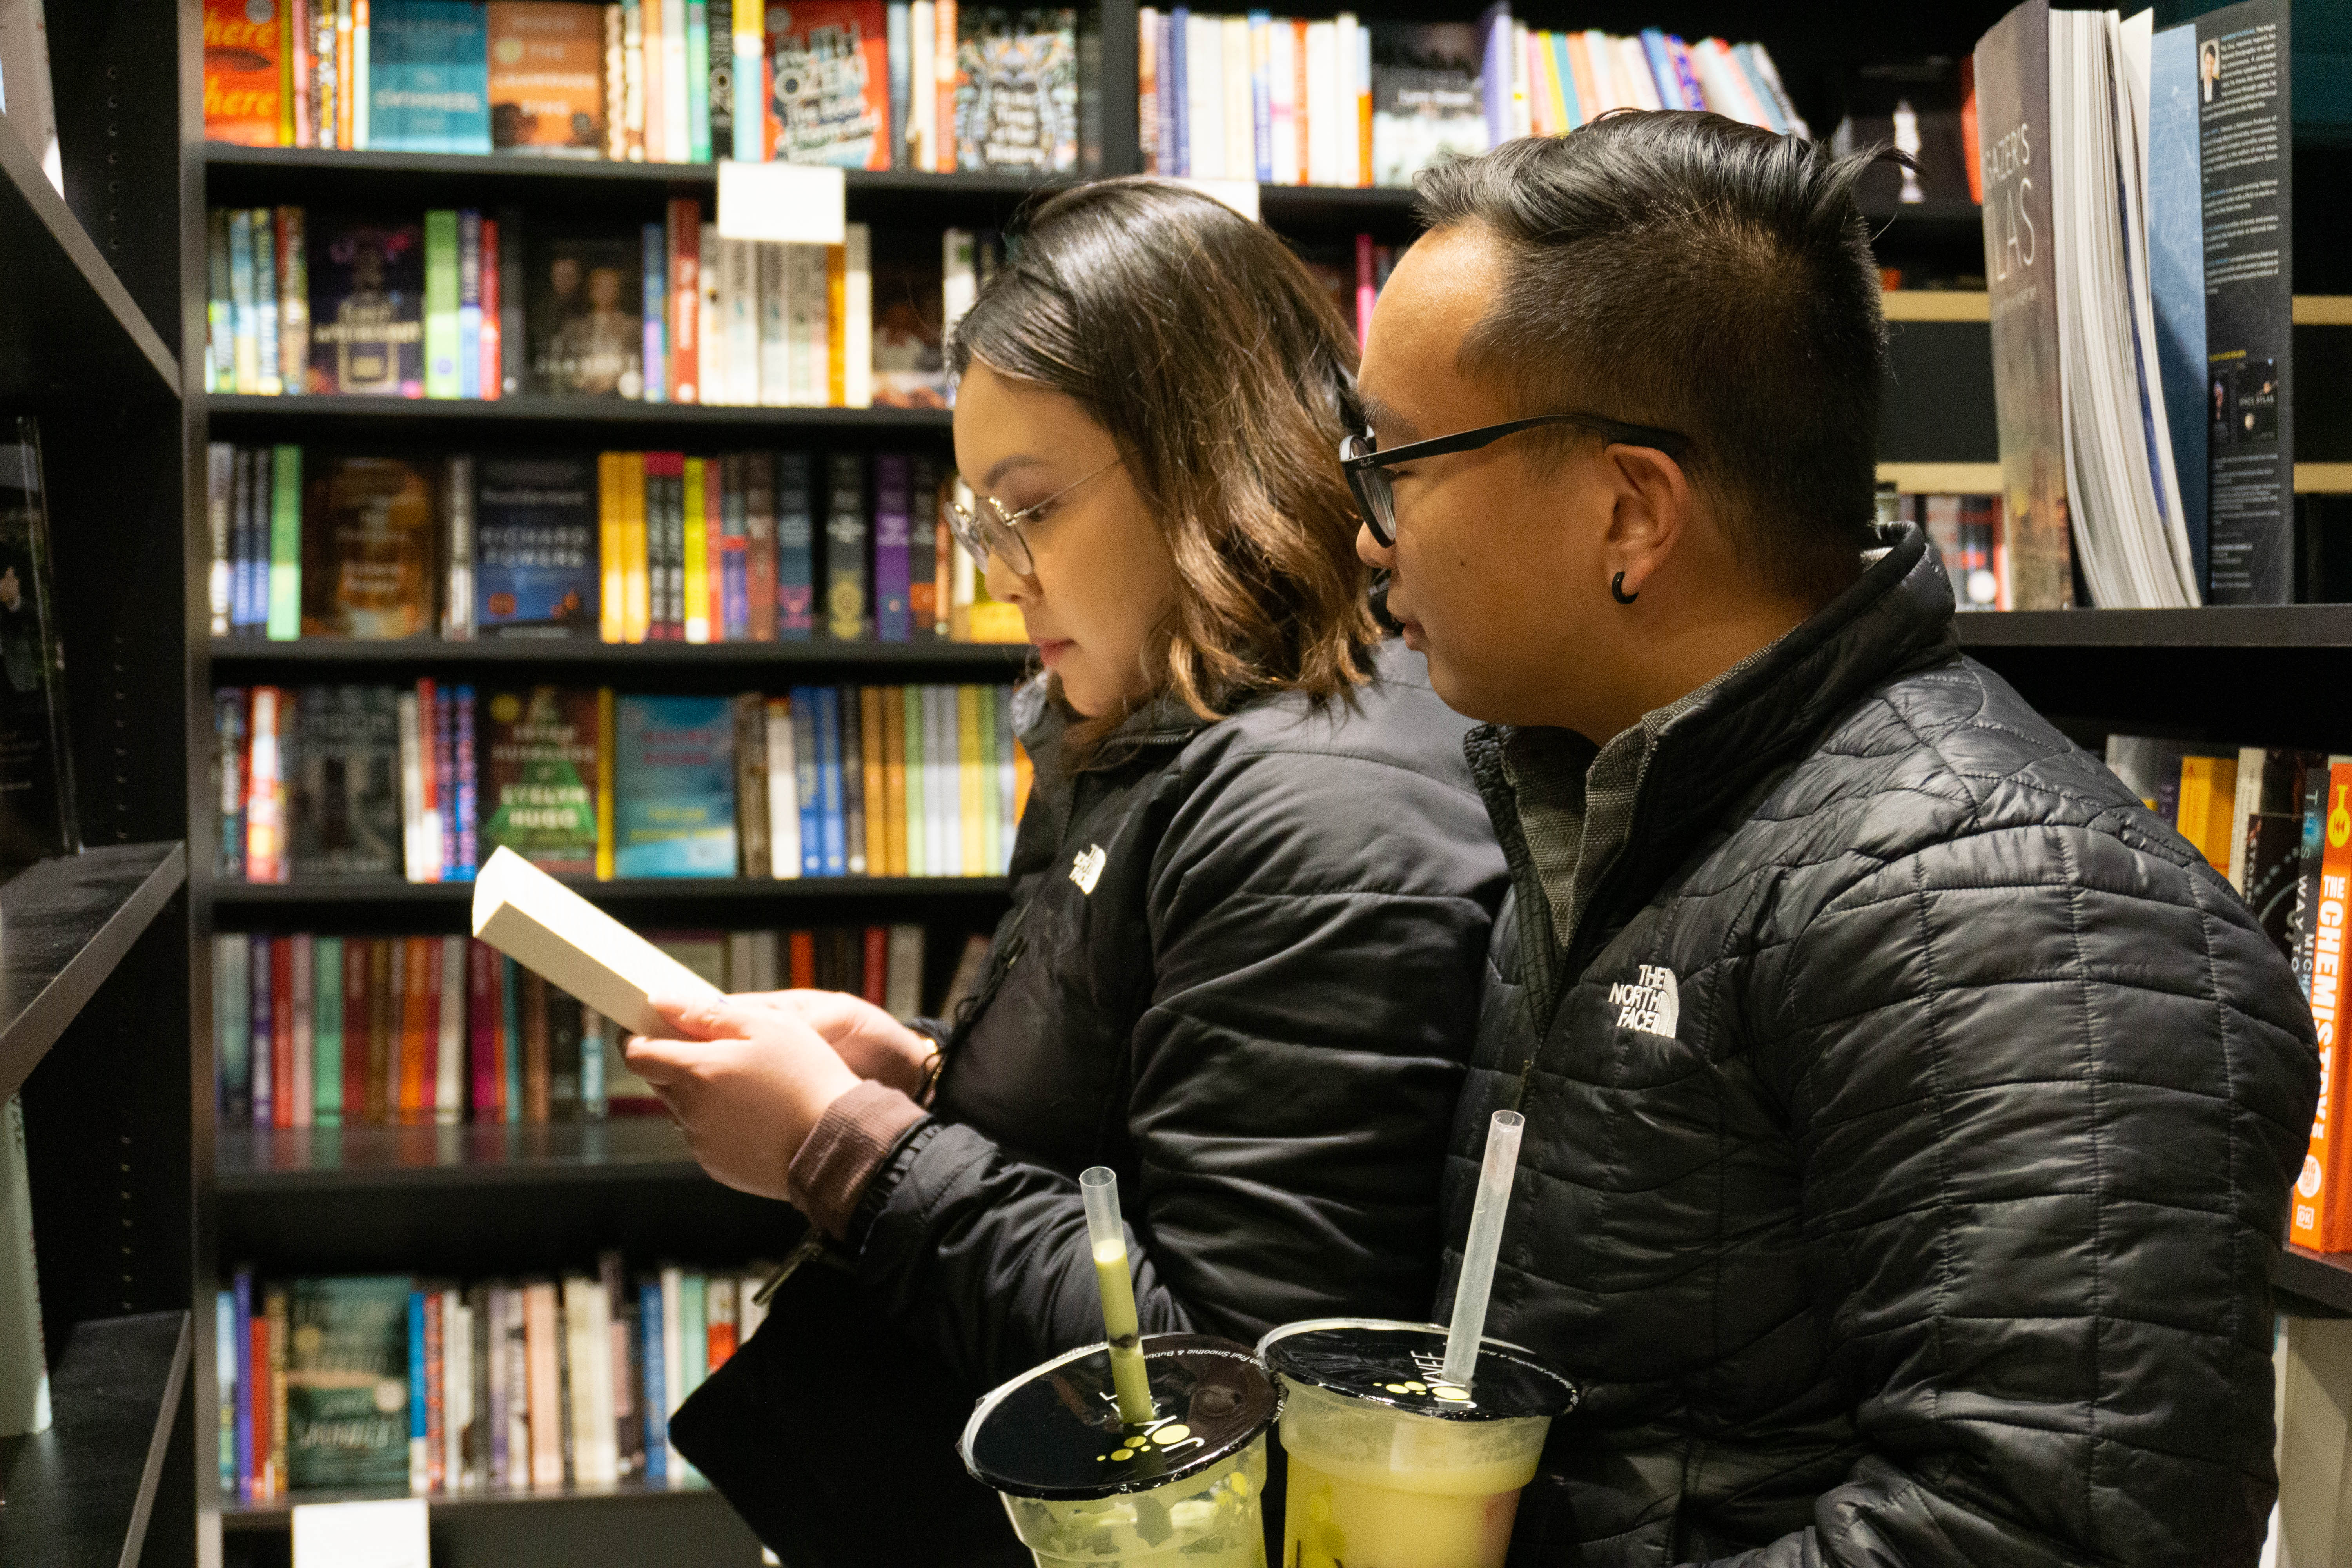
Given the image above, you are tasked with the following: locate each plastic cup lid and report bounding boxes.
[1256,1318,1577,1423]
[959,1333,1280,1501]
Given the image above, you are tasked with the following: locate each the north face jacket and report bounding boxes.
[1441,524,2319,1566]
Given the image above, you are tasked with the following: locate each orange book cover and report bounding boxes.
[1013,735,1034,826]
[204,0,284,146]
[399,936,432,1123]
[788,930,816,988]
[488,0,608,153]
[861,926,888,1005]
[881,686,908,876]
[934,0,959,172]
[2296,763,2352,1250]
[619,452,650,644]
[2174,754,2239,874]
[860,686,887,875]
[827,245,848,406]
[667,199,701,403]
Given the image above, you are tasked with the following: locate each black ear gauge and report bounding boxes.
[1611,572,1638,605]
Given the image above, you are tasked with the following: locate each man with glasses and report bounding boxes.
[1355,114,2316,1565]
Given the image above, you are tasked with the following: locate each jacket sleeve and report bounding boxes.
[1710,818,2318,1568]
[850,740,1506,1390]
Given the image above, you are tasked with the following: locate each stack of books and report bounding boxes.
[218,682,1031,883]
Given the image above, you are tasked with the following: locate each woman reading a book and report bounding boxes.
[625,180,1505,1564]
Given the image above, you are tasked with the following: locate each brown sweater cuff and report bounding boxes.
[787,1080,928,1240]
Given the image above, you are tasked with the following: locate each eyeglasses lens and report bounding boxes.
[949,497,1032,576]
[1341,436,1396,546]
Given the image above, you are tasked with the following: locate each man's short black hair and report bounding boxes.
[1414,111,1887,603]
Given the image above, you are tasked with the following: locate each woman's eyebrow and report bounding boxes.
[983,454,1051,490]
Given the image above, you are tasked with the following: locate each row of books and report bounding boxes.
[204,202,985,407]
[208,445,1024,644]
[218,1257,771,1499]
[2098,744,2350,1250]
[213,923,989,1128]
[1135,8,1803,188]
[1876,489,2008,612]
[201,0,1081,174]
[220,682,1032,883]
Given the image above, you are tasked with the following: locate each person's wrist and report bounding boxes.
[787,1054,865,1163]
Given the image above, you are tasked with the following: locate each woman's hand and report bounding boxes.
[741,989,935,1099]
[624,993,862,1201]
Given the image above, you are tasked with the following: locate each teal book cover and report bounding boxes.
[370,0,493,154]
[285,1275,412,1490]
[614,695,737,877]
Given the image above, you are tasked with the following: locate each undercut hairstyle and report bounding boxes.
[1414,111,1890,603]
[948,178,1376,751]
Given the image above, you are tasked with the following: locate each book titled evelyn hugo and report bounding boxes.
[606,695,737,877]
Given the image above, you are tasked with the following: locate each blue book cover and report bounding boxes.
[233,1267,255,1497]
[370,0,493,154]
[1248,11,1272,182]
[407,1290,428,1474]
[791,690,822,875]
[640,1278,666,1479]
[641,223,668,403]
[613,694,738,876]
[2149,20,2209,590]
[476,455,600,637]
[776,453,816,639]
[814,686,846,876]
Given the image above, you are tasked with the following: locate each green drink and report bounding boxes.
[1258,1318,1575,1568]
[960,1334,1281,1567]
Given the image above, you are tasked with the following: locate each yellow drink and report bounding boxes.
[1000,1434,1270,1568]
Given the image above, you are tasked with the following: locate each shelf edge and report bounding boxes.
[0,844,189,1103]
[0,125,179,399]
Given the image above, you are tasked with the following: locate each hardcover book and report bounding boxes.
[370,0,495,153]
[285,1275,413,1490]
[611,695,738,876]
[301,456,442,638]
[1370,24,1485,189]
[871,254,947,408]
[203,0,283,146]
[0,423,78,863]
[308,219,427,397]
[286,686,403,878]
[953,9,1078,173]
[525,227,647,398]
[475,455,600,637]
[479,687,601,875]
[488,0,608,154]
[766,0,892,169]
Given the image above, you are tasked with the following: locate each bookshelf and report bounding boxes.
[0,1312,194,1568]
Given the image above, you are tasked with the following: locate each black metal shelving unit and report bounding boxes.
[0,1312,195,1568]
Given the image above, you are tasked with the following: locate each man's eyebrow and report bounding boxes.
[1359,392,1420,442]
[982,453,1049,490]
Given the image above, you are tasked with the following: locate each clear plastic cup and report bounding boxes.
[1258,1318,1577,1568]
[960,1333,1281,1567]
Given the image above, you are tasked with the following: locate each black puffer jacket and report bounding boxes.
[1442,526,2319,1566]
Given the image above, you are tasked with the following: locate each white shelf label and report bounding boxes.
[717,161,848,246]
[292,1497,431,1568]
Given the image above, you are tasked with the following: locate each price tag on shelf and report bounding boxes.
[1169,178,1261,223]
[292,1497,430,1568]
[717,161,848,247]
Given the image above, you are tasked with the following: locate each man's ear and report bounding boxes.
[1600,444,1693,602]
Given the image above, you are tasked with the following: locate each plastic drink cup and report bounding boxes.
[960,1332,1282,1568]
[1258,1318,1577,1568]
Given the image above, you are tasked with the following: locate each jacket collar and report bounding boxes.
[1468,522,1959,982]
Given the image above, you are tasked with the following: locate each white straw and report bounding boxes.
[1440,1109,1525,1389]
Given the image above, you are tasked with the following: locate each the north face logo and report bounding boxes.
[1069,844,1107,894]
[1608,964,1680,1038]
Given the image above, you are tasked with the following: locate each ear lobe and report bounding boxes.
[1602,444,1691,601]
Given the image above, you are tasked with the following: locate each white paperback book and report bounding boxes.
[468,846,723,1037]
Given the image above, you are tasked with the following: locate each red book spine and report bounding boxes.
[271,936,295,1130]
[2298,763,2352,1249]
[788,930,815,989]
[416,679,441,882]
[249,1314,273,1498]
[343,935,370,1125]
[862,926,888,1006]
[668,198,701,404]
[425,1291,446,1492]
[479,218,502,402]
[1354,232,1375,346]
[469,940,498,1123]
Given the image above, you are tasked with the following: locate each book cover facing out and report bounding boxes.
[0,425,76,863]
[480,687,601,875]
[487,0,608,154]
[309,219,426,396]
[870,254,948,409]
[476,455,599,637]
[1370,24,1486,189]
[766,0,892,169]
[202,0,283,145]
[285,1274,413,1490]
[954,9,1080,174]
[613,695,737,877]
[1973,0,2074,610]
[525,227,646,399]
[370,0,494,154]
[2186,0,2293,604]
[300,456,440,638]
[288,686,402,877]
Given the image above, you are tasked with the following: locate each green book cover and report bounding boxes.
[266,444,301,641]
[286,1275,412,1490]
[686,2,712,163]
[313,936,343,1125]
[424,209,462,399]
[480,687,601,875]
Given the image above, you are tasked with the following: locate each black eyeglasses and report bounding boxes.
[1340,412,1694,546]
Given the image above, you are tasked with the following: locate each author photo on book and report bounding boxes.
[1350,113,2319,1565]
[622,180,1508,1564]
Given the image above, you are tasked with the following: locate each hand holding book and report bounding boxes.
[624,993,861,1201]
[736,989,936,1100]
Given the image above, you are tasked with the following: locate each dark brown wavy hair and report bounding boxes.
[947,178,1377,751]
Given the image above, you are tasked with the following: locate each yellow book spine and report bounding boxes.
[596,687,616,880]
[2174,756,2239,873]
[597,452,625,642]
[881,686,908,877]
[957,685,984,876]
[1013,735,1034,825]
[826,243,848,407]
[860,685,887,878]
[682,457,710,643]
[620,452,650,644]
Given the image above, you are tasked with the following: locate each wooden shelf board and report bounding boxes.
[1877,461,2002,494]
[0,844,189,1104]
[211,873,1009,907]
[0,109,177,405]
[0,1312,192,1568]
[1952,606,2352,649]
[206,636,1029,669]
[218,1120,707,1192]
[219,1475,734,1530]
[204,392,952,430]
